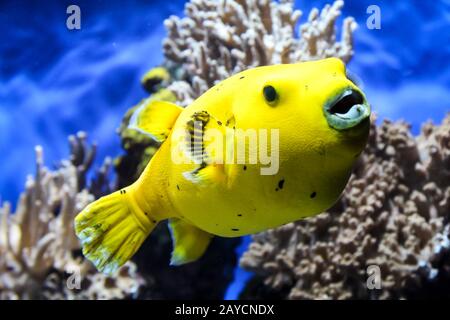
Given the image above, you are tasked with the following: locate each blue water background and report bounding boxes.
[0,0,449,299]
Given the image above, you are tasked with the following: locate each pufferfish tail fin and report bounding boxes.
[74,187,156,274]
[129,98,183,143]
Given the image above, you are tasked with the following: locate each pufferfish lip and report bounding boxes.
[324,88,371,131]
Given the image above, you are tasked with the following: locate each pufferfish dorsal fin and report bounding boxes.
[168,218,213,266]
[182,111,233,185]
[129,98,183,143]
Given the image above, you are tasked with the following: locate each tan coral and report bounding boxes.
[0,133,145,300]
[240,114,450,299]
[162,0,356,104]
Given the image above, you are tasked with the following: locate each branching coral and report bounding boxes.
[240,114,450,299]
[163,0,356,104]
[0,133,145,299]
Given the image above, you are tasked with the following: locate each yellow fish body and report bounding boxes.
[75,58,371,273]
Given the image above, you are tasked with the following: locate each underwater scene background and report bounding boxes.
[0,0,449,299]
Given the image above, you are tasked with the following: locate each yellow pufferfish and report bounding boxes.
[75,58,371,274]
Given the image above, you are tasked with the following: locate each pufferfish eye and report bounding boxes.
[263,85,278,105]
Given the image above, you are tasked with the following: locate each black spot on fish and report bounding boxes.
[142,76,164,94]
[93,224,102,230]
[144,212,148,216]
[176,185,180,191]
[278,179,285,190]
[310,191,317,199]
[305,84,309,91]
[231,228,239,232]
[237,214,243,217]
[243,165,247,171]
[217,120,222,126]
[275,188,279,192]
[240,76,245,79]
[151,219,157,224]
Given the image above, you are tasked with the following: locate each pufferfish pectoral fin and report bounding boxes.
[129,98,183,143]
[168,218,213,266]
[182,111,230,186]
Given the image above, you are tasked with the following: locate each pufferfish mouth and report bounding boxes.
[324,88,370,131]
